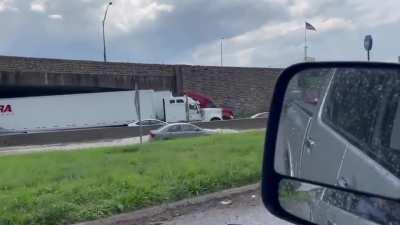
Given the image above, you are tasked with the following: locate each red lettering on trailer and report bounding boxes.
[0,105,12,113]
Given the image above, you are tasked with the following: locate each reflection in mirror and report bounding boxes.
[279,179,400,225]
[274,67,400,199]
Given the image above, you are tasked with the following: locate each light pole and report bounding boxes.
[102,1,112,63]
[220,37,224,66]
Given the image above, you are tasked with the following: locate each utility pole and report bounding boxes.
[134,82,143,144]
[102,1,112,62]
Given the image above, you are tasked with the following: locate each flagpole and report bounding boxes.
[304,22,307,62]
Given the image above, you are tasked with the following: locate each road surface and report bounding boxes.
[162,193,293,225]
[94,187,294,225]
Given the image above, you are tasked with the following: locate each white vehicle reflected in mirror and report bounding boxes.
[274,67,400,199]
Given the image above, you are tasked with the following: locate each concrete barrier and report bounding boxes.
[193,118,267,130]
[0,118,267,148]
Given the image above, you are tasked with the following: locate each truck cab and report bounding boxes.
[184,91,234,120]
[162,96,223,122]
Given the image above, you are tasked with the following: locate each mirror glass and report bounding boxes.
[279,179,400,225]
[274,67,400,199]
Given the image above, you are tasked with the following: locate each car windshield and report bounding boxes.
[1,1,399,225]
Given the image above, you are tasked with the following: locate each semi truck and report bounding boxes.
[0,89,231,133]
[184,91,234,120]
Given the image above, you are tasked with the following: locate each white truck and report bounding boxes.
[0,90,225,133]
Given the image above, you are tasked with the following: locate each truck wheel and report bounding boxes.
[210,118,221,121]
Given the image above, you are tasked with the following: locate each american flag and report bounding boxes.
[305,22,316,31]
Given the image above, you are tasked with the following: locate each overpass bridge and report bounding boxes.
[0,55,282,115]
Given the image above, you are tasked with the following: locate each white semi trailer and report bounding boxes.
[0,90,224,133]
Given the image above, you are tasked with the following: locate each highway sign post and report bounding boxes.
[364,35,373,61]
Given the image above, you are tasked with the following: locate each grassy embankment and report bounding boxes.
[0,132,264,225]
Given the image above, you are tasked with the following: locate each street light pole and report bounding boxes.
[220,37,224,67]
[102,1,112,63]
[304,26,307,62]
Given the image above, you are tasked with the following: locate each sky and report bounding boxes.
[0,0,399,68]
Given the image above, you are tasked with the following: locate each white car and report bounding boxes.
[149,123,217,140]
[128,119,167,127]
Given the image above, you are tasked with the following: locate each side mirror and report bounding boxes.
[262,62,400,225]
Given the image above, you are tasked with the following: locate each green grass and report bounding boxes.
[279,180,309,201]
[0,132,264,225]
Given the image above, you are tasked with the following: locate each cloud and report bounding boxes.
[105,0,174,34]
[288,0,311,17]
[316,18,354,31]
[48,14,62,20]
[30,0,47,13]
[190,20,302,67]
[191,17,353,66]
[0,0,399,67]
[350,0,400,27]
[186,0,398,67]
[119,0,289,64]
[0,0,18,12]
